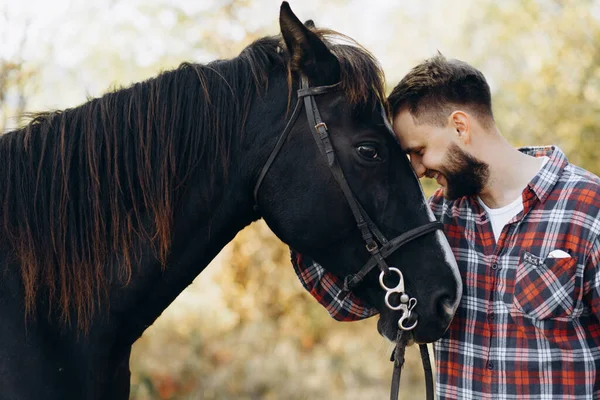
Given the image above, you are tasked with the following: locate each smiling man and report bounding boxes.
[386,53,600,399]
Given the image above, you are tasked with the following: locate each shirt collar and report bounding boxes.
[518,145,569,204]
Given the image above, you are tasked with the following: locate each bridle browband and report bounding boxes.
[253,76,441,400]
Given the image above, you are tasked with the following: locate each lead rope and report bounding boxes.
[389,331,406,400]
[420,344,434,400]
[389,337,435,400]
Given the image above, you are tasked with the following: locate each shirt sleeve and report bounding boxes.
[583,236,600,321]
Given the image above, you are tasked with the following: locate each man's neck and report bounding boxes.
[477,137,544,208]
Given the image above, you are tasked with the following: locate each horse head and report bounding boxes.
[251,2,462,343]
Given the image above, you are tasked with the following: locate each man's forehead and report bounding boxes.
[392,108,419,128]
[392,110,420,148]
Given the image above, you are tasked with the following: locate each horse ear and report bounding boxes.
[279,2,340,85]
[304,19,316,29]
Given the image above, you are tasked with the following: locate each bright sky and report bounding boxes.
[1,0,474,110]
[2,0,441,59]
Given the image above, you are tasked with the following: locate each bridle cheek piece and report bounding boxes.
[253,76,441,400]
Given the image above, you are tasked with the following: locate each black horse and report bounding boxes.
[0,3,461,399]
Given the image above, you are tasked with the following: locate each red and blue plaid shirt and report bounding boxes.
[430,146,600,399]
[291,145,600,399]
[290,251,378,321]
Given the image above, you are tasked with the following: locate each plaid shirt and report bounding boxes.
[432,146,600,399]
[290,251,378,321]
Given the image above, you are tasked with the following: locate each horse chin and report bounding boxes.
[377,316,414,345]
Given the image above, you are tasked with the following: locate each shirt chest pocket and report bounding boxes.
[512,253,579,320]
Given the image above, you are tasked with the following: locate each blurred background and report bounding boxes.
[2,0,600,398]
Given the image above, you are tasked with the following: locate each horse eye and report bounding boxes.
[357,145,380,160]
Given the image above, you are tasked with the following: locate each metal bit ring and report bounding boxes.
[379,267,405,292]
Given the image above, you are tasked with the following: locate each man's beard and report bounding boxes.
[441,143,489,200]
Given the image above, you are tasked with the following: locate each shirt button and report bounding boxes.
[491,263,498,270]
[488,312,495,320]
[487,361,494,370]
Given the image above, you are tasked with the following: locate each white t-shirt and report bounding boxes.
[477,156,549,242]
[477,195,523,242]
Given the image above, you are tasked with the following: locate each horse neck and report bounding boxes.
[165,74,295,267]
[110,72,294,345]
[148,75,296,280]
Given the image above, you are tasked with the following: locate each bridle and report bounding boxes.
[253,76,442,400]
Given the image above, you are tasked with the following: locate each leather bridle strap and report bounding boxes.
[420,343,434,400]
[343,220,442,291]
[299,79,392,276]
[390,335,434,400]
[253,93,304,211]
[253,78,341,210]
[390,333,407,400]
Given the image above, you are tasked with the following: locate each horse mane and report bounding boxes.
[0,29,387,331]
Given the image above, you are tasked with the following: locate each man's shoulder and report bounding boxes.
[555,163,600,236]
[559,163,600,206]
[562,163,600,188]
[539,145,600,194]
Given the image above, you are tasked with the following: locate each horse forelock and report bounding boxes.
[312,28,388,116]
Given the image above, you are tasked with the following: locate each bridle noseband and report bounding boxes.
[253,76,441,400]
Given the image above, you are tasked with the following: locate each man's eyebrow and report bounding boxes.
[403,146,419,154]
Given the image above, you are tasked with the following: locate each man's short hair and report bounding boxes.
[388,53,494,127]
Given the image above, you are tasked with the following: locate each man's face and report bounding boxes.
[392,109,489,200]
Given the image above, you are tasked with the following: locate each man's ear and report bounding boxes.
[279,2,340,85]
[450,111,471,145]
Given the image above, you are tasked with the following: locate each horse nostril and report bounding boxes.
[437,294,457,321]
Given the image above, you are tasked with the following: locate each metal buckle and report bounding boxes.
[342,275,354,292]
[366,241,378,253]
[314,122,328,131]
